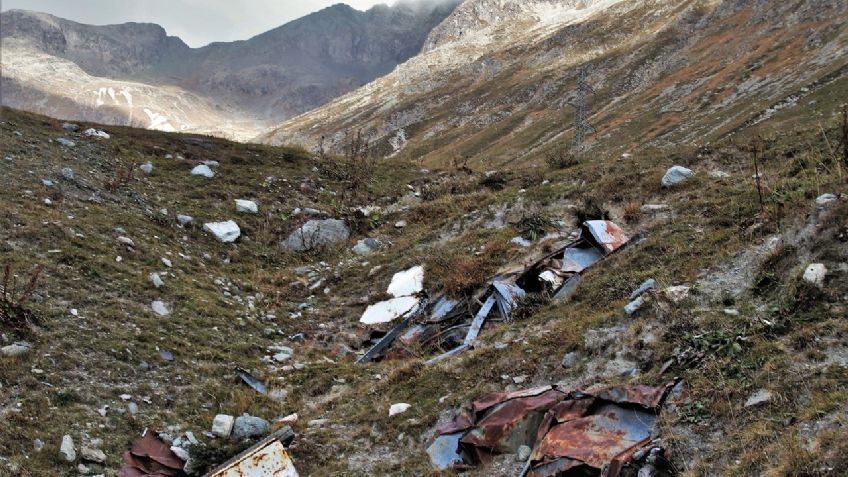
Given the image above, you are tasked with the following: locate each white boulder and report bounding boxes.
[662,166,695,187]
[802,263,827,287]
[190,164,215,178]
[203,220,241,243]
[389,403,411,417]
[235,199,258,214]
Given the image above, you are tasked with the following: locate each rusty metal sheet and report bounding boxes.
[533,404,656,469]
[580,384,668,409]
[119,431,185,477]
[550,397,594,422]
[582,220,629,254]
[436,413,474,435]
[461,390,565,454]
[471,386,555,414]
[561,247,603,273]
[206,427,297,477]
[526,457,588,477]
[427,432,471,470]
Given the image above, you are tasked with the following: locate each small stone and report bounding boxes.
[352,238,381,255]
[41,179,55,187]
[630,279,656,300]
[77,464,90,474]
[150,273,164,288]
[62,122,80,132]
[170,446,190,462]
[60,435,76,462]
[802,263,827,287]
[83,128,110,139]
[127,402,139,415]
[33,438,43,451]
[815,193,836,206]
[232,415,270,439]
[308,419,328,428]
[140,162,154,174]
[277,413,298,424]
[269,389,289,402]
[516,444,532,462]
[1,341,31,357]
[80,446,106,463]
[211,414,235,437]
[663,285,691,303]
[176,215,193,226]
[190,164,215,178]
[235,199,258,214]
[561,351,579,369]
[661,166,695,187]
[624,296,645,315]
[394,220,407,228]
[724,308,740,316]
[61,168,74,180]
[745,389,773,408]
[204,221,241,243]
[151,301,170,316]
[510,236,531,247]
[162,258,173,268]
[56,138,76,147]
[512,375,527,384]
[117,236,135,248]
[389,403,411,416]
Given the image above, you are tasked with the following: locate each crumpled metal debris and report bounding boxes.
[206,427,298,477]
[236,368,267,394]
[427,382,675,477]
[356,221,632,364]
[120,430,187,477]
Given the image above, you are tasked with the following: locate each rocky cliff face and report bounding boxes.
[0,1,461,139]
[266,0,848,166]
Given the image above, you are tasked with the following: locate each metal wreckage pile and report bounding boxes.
[428,382,680,476]
[355,220,632,364]
[356,220,680,475]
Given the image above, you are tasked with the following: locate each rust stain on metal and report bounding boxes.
[206,427,298,477]
[119,430,186,477]
[428,383,674,475]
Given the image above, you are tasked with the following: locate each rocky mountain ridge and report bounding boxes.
[0,1,461,140]
[267,0,848,168]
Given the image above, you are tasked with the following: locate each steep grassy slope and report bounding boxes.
[268,0,848,171]
[0,105,846,476]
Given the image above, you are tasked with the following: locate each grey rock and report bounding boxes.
[60,435,76,462]
[630,279,656,300]
[803,263,827,287]
[211,414,235,437]
[661,166,695,187]
[815,193,836,205]
[151,301,170,316]
[140,162,154,174]
[62,123,80,132]
[61,167,74,180]
[41,179,55,187]
[561,351,579,369]
[56,138,76,147]
[176,214,193,226]
[624,296,645,315]
[232,415,270,440]
[150,273,164,288]
[190,164,215,178]
[127,402,139,415]
[117,236,135,247]
[284,219,350,252]
[516,444,531,462]
[351,237,380,255]
[80,447,106,463]
[235,199,258,214]
[203,220,241,243]
[1,341,32,357]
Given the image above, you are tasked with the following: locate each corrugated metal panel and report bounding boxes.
[206,428,298,477]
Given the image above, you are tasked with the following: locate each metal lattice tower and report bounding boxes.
[568,68,596,153]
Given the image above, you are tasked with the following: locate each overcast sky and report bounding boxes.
[1,0,391,47]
